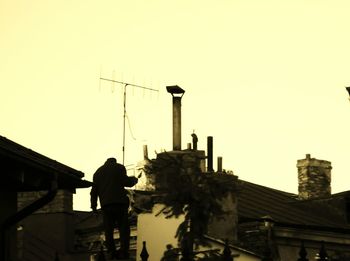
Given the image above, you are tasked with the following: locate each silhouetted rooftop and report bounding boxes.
[0,135,92,191]
[237,180,350,230]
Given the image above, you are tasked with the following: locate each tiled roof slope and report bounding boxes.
[0,135,84,177]
[237,180,350,229]
[0,135,91,190]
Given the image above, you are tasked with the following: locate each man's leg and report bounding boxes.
[102,206,117,256]
[115,204,130,258]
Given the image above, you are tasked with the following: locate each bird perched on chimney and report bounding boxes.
[191,132,198,151]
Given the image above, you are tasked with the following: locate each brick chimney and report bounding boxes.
[297,154,332,200]
[18,189,73,213]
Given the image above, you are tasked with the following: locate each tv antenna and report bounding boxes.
[100,77,159,165]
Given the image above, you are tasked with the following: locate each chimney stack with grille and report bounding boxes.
[297,154,332,200]
[166,86,185,151]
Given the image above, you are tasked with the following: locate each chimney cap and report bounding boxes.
[346,87,350,96]
[166,85,185,96]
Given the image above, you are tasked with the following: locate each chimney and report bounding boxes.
[297,154,332,200]
[143,145,148,159]
[166,85,185,151]
[207,136,214,172]
[217,156,223,172]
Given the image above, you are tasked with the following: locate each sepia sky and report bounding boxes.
[2,0,350,210]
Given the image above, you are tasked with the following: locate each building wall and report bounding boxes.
[137,204,252,261]
[277,240,350,261]
[18,189,73,214]
[20,213,75,256]
[275,228,350,260]
[136,204,184,261]
[17,189,75,261]
[208,191,237,242]
[0,187,17,261]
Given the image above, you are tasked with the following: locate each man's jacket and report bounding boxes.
[90,159,137,209]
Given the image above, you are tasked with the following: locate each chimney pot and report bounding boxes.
[166,85,185,97]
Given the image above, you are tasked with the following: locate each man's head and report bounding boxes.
[105,157,117,164]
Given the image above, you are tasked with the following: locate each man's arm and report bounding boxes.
[120,165,138,187]
[124,176,138,187]
[90,175,98,211]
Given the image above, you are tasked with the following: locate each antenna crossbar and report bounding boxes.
[99,77,159,165]
[100,78,158,92]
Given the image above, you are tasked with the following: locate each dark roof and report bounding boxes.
[0,135,92,191]
[330,190,350,198]
[74,210,104,232]
[204,235,261,258]
[74,210,137,233]
[237,180,350,229]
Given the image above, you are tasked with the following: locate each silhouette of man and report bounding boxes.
[161,244,179,261]
[90,157,138,259]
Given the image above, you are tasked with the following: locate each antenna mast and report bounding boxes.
[100,77,159,165]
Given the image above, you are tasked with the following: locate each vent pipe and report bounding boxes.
[166,86,185,151]
[143,145,148,159]
[217,157,223,172]
[207,136,213,172]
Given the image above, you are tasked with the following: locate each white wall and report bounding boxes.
[136,204,259,261]
[136,204,184,261]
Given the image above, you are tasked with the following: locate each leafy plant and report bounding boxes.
[143,151,236,260]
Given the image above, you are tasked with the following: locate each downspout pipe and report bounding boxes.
[1,173,58,261]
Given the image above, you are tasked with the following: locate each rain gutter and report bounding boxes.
[1,173,58,261]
